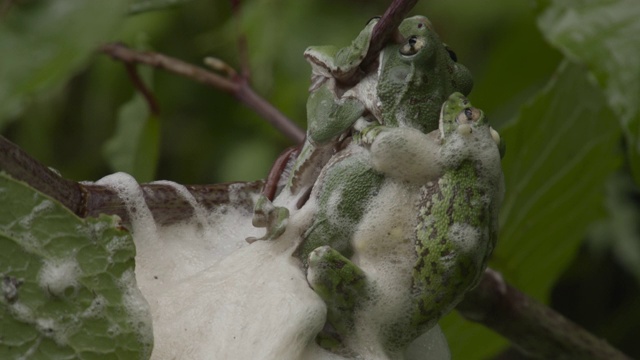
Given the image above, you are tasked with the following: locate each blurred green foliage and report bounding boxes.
[1,0,639,358]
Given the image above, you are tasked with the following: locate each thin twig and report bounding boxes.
[99,43,305,144]
[124,63,161,115]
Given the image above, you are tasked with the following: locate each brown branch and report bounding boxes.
[124,62,160,115]
[0,134,87,216]
[358,0,418,73]
[99,43,305,144]
[456,268,632,359]
[0,134,262,227]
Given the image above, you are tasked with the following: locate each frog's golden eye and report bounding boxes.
[400,36,425,56]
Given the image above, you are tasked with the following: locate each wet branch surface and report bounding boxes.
[0,133,631,359]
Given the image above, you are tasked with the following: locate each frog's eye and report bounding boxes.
[464,108,473,120]
[464,107,482,122]
[400,36,425,56]
[445,46,458,62]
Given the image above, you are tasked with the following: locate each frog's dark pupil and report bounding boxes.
[408,36,418,46]
[446,48,458,62]
[464,108,473,119]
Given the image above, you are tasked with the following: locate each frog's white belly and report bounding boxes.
[349,179,421,355]
[352,178,419,268]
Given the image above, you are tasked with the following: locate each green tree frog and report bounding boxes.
[305,93,504,356]
[278,15,474,209]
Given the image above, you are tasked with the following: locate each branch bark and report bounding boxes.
[359,0,418,72]
[0,135,262,227]
[457,269,632,359]
[99,43,304,144]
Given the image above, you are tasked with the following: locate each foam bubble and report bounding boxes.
[38,258,79,298]
[118,269,153,352]
[96,172,157,243]
[448,223,482,255]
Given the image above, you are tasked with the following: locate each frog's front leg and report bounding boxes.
[246,195,289,243]
[306,85,366,144]
[356,124,444,184]
[307,245,369,354]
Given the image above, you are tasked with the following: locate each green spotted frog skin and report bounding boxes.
[305,93,504,355]
[377,16,473,133]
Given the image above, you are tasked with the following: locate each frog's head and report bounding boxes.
[439,92,505,158]
[377,16,475,132]
[394,16,473,96]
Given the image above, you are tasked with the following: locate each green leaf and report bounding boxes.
[496,61,621,300]
[0,173,153,359]
[537,0,640,183]
[440,312,508,360]
[102,72,160,183]
[0,0,129,128]
[442,61,621,359]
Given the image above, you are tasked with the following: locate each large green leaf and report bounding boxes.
[443,62,621,358]
[496,61,621,300]
[0,173,153,359]
[537,0,640,183]
[0,0,129,127]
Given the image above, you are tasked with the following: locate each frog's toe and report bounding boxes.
[246,195,289,243]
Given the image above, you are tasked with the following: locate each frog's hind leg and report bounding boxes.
[306,245,369,353]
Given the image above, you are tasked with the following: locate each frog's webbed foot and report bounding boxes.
[307,246,368,353]
[246,195,289,243]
